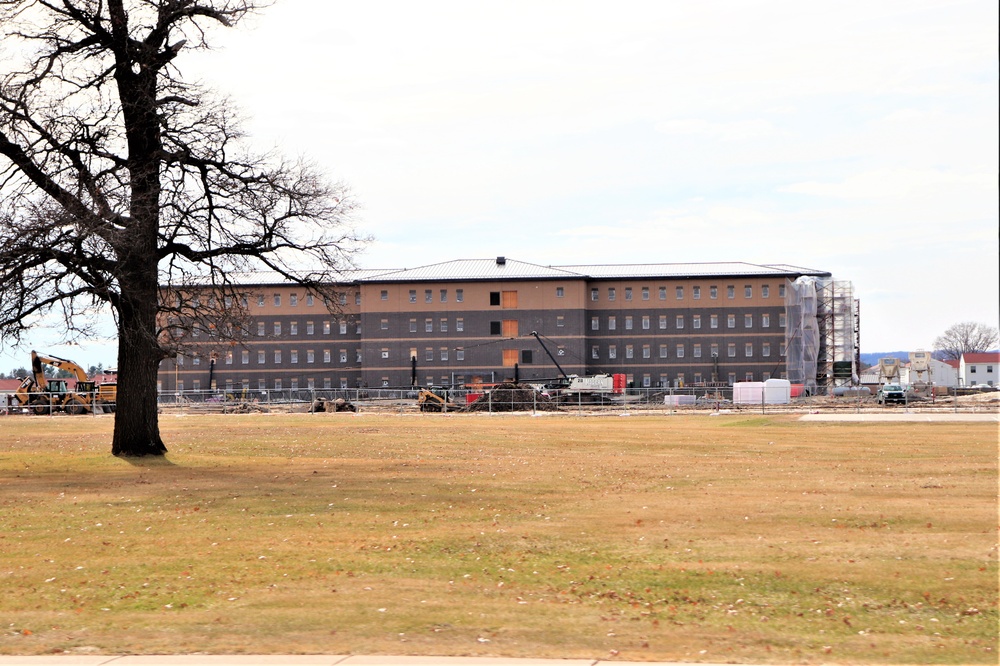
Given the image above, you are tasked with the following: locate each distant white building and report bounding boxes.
[960,352,999,387]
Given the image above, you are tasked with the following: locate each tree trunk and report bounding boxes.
[112,284,167,456]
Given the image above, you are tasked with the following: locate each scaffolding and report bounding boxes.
[784,277,858,394]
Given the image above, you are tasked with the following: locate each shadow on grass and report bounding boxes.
[116,454,178,467]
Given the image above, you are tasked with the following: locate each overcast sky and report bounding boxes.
[1,0,997,371]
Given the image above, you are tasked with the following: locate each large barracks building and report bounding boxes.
[156,257,857,394]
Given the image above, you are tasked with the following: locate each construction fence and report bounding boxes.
[5,385,998,416]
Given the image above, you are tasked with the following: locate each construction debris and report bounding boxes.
[464,382,559,412]
[310,397,357,413]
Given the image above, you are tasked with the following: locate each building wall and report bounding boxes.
[158,272,805,392]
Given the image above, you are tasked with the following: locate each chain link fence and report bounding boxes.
[3,385,997,416]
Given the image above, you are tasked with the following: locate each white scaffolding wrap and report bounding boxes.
[784,277,857,394]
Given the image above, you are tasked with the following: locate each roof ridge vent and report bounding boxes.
[496,256,506,266]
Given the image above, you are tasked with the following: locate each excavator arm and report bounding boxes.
[31,351,91,382]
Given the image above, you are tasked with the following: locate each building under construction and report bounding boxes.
[156,258,858,395]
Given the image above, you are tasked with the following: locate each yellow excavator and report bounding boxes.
[13,351,117,415]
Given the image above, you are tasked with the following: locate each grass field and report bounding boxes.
[0,412,996,664]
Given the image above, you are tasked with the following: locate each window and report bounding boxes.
[745,314,752,328]
[491,292,502,306]
[380,318,388,330]
[659,315,667,329]
[381,348,389,359]
[290,322,298,335]
[520,349,532,364]
[625,345,633,359]
[257,322,265,336]
[274,350,282,363]
[340,321,348,335]
[502,320,518,337]
[441,348,449,361]
[380,290,388,301]
[440,318,448,332]
[641,287,649,300]
[745,343,753,357]
[307,350,315,364]
[258,351,265,364]
[608,287,616,301]
[710,286,718,299]
[456,289,463,302]
[440,289,447,302]
[409,289,417,303]
[762,313,770,328]
[675,315,684,329]
[258,295,265,307]
[591,288,599,301]
[675,344,685,358]
[425,289,433,303]
[711,314,719,329]
[324,321,331,335]
[224,296,233,308]
[324,350,331,363]
[499,349,518,367]
[592,345,600,359]
[693,315,701,329]
[409,319,417,333]
[502,291,518,308]
[659,344,668,358]
[290,378,299,390]
[556,315,565,327]
[306,321,314,335]
[339,293,348,306]
[727,285,735,299]
[306,294,314,307]
[779,283,786,298]
[762,342,771,357]
[273,293,281,307]
[425,318,433,333]
[456,318,464,332]
[592,316,600,331]
[711,343,719,357]
[490,321,502,335]
[676,286,684,300]
[224,351,232,365]
[274,378,282,390]
[659,286,667,300]
[693,343,702,358]
[779,313,787,328]
[456,348,465,361]
[727,314,736,328]
[242,350,249,364]
[745,285,752,299]
[625,316,633,330]
[176,354,185,366]
[642,315,650,330]
[625,287,632,301]
[290,293,298,307]
[693,286,701,300]
[290,350,298,364]
[355,292,361,306]
[556,287,565,298]
[608,315,616,330]
[274,322,281,336]
[761,285,770,298]
[642,345,650,359]
[727,343,736,358]
[609,345,617,359]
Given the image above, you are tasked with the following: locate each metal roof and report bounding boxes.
[363,258,584,282]
[537,262,830,280]
[170,260,831,286]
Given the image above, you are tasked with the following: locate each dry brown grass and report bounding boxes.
[0,412,996,663]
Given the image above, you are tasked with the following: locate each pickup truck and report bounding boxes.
[876,384,907,404]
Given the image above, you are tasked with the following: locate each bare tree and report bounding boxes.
[933,322,999,361]
[0,1,365,456]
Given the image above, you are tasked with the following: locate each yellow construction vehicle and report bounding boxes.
[417,387,460,412]
[13,351,117,415]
